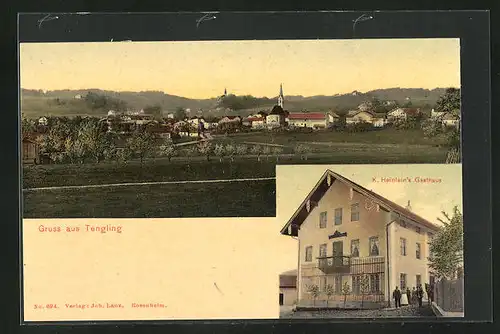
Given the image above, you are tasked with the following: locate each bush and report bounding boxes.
[345,121,375,133]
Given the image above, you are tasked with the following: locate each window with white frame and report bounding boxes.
[369,236,380,256]
[305,246,313,262]
[334,208,343,225]
[351,203,360,221]
[319,243,327,258]
[319,211,327,228]
[400,238,407,256]
[416,242,421,259]
[350,239,360,257]
[400,273,407,290]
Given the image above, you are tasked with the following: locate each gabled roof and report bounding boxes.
[346,110,375,118]
[288,112,328,120]
[388,107,421,115]
[247,117,265,122]
[280,170,439,237]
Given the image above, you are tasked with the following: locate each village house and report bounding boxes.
[280,170,440,309]
[218,116,241,125]
[346,110,387,127]
[187,117,207,128]
[244,116,266,129]
[22,137,40,164]
[440,112,460,128]
[279,269,298,306]
[287,112,339,129]
[387,107,422,122]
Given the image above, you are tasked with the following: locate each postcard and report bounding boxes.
[20,38,461,219]
[276,164,464,318]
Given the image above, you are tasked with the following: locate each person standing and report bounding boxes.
[393,286,402,308]
[406,287,412,305]
[416,285,424,307]
[411,287,417,305]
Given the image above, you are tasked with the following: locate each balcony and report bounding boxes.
[317,255,386,275]
[317,256,351,274]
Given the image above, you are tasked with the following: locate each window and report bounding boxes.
[319,211,327,228]
[400,273,407,290]
[334,208,343,225]
[350,239,360,257]
[370,274,381,293]
[320,276,327,291]
[399,219,407,228]
[352,275,361,294]
[319,244,327,258]
[416,274,421,287]
[400,238,407,256]
[351,203,360,221]
[334,276,342,293]
[416,243,421,259]
[369,237,380,256]
[305,246,313,262]
[415,226,421,234]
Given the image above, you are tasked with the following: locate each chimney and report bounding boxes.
[406,200,412,211]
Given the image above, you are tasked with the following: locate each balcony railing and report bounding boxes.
[316,255,386,275]
[317,255,351,274]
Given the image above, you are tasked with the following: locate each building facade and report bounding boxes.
[280,170,439,309]
[287,112,339,129]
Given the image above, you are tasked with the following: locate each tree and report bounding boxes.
[427,206,464,280]
[294,144,312,160]
[143,105,162,117]
[197,141,213,161]
[159,139,176,162]
[325,284,335,307]
[359,274,370,309]
[64,137,87,164]
[421,118,444,138]
[21,118,36,140]
[272,146,284,162]
[126,128,157,167]
[214,144,225,162]
[251,145,262,161]
[341,281,351,308]
[236,144,248,156]
[435,88,460,116]
[225,144,236,162]
[306,284,321,306]
[174,107,187,121]
[262,146,272,161]
[77,120,110,163]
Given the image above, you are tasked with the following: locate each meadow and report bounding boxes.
[22,126,451,218]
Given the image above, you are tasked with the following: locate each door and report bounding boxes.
[332,241,343,267]
[279,293,284,306]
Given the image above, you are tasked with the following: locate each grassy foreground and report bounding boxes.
[23,179,276,218]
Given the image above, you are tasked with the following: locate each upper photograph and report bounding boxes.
[20,38,461,218]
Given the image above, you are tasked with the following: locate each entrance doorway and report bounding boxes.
[279,293,284,305]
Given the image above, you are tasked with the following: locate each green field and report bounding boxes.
[23,180,276,218]
[22,127,452,218]
[221,128,448,146]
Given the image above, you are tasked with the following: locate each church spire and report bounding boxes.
[277,83,284,108]
[405,200,412,211]
[224,88,227,96]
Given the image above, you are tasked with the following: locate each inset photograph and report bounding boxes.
[277,165,463,319]
[20,39,460,218]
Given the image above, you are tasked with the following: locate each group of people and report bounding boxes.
[392,284,431,308]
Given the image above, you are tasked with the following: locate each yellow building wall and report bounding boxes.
[297,179,391,303]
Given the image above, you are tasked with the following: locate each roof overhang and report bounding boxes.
[280,170,439,237]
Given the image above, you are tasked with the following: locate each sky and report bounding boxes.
[274,164,463,272]
[19,39,460,99]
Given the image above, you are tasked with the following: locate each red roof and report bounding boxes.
[247,117,265,122]
[397,108,421,115]
[288,112,327,120]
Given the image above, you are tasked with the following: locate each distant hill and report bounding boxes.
[20,87,452,118]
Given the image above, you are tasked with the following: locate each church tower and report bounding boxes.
[224,88,227,97]
[277,83,284,109]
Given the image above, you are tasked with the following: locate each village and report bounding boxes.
[22,85,460,166]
